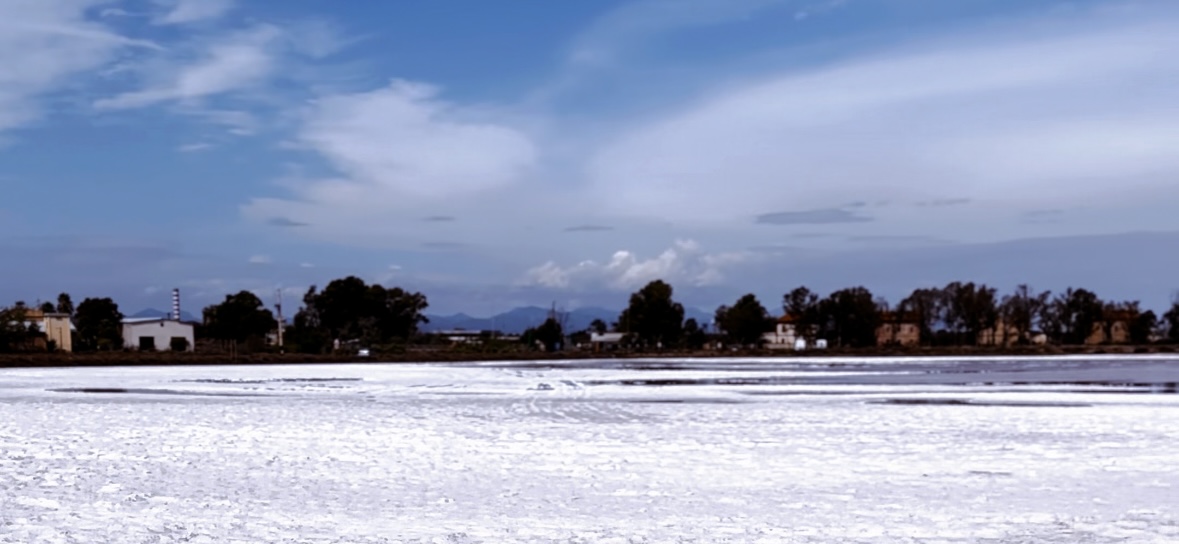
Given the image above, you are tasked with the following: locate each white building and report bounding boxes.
[121,317,195,352]
[590,332,626,352]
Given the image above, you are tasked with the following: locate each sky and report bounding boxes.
[1,0,1178,317]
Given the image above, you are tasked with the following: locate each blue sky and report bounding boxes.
[2,0,1178,316]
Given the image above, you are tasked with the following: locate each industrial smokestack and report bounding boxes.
[172,288,181,321]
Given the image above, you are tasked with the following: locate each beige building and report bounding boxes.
[1086,311,1133,345]
[763,315,804,350]
[979,320,1050,346]
[978,319,1020,347]
[876,313,921,347]
[23,309,73,352]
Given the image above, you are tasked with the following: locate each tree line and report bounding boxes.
[194,276,431,354]
[713,282,1179,349]
[5,276,1179,354]
[530,280,1179,351]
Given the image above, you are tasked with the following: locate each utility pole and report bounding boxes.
[275,289,285,351]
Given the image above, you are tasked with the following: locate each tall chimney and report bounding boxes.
[172,288,181,321]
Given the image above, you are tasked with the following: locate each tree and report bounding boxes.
[715,294,773,346]
[56,293,74,317]
[589,319,608,334]
[1164,299,1179,344]
[783,286,821,340]
[201,291,277,345]
[285,286,330,354]
[0,304,36,353]
[1045,288,1104,345]
[999,285,1050,345]
[293,277,430,352]
[1130,310,1158,345]
[617,280,684,348]
[942,282,998,345]
[74,298,124,351]
[39,301,55,314]
[898,287,945,346]
[523,317,564,352]
[817,287,879,348]
[682,318,707,350]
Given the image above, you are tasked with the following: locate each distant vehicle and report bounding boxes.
[357,348,371,358]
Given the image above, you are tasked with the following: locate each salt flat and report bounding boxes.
[1,356,1177,543]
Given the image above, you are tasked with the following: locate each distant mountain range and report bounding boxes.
[421,306,714,335]
[132,306,715,334]
[130,308,199,322]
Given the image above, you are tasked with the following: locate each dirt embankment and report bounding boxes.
[0,344,1174,368]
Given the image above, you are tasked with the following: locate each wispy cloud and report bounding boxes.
[589,12,1179,238]
[421,242,470,251]
[846,235,953,246]
[295,81,536,198]
[242,80,541,248]
[185,109,259,135]
[1021,209,1064,224]
[918,198,972,207]
[248,254,272,265]
[564,225,614,232]
[94,24,283,110]
[153,0,235,25]
[266,217,308,228]
[177,142,212,152]
[282,19,358,59]
[0,1,152,133]
[565,0,787,68]
[755,208,873,225]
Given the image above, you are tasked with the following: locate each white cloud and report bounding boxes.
[242,80,542,248]
[94,24,282,110]
[531,0,794,105]
[565,0,786,68]
[283,19,356,59]
[0,0,152,132]
[187,109,258,135]
[248,254,272,265]
[177,142,212,152]
[154,0,235,25]
[523,240,750,291]
[587,16,1179,238]
[234,0,1179,288]
[295,81,537,198]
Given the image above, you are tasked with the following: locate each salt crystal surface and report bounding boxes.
[0,356,1177,543]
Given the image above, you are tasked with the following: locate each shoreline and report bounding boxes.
[0,344,1175,369]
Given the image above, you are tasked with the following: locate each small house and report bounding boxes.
[876,312,921,347]
[978,319,1020,347]
[590,332,626,352]
[763,315,802,350]
[22,309,74,352]
[1086,311,1133,345]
